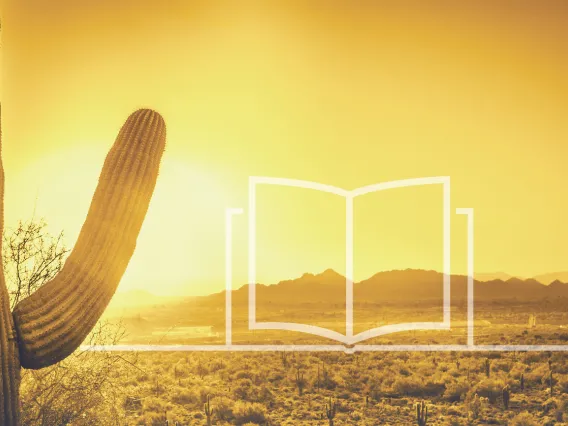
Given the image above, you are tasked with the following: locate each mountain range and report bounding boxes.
[108,269,568,312]
[472,271,568,285]
[197,268,568,307]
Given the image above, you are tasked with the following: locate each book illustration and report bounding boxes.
[82,175,568,353]
[244,175,456,346]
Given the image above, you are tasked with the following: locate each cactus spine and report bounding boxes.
[0,108,166,425]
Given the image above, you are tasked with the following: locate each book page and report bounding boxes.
[353,182,448,344]
[250,183,347,344]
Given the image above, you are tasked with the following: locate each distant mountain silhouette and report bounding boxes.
[475,272,522,282]
[474,271,568,286]
[195,268,568,308]
[532,271,568,285]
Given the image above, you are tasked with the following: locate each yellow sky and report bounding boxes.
[2,1,568,295]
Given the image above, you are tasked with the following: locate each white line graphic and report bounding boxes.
[80,176,567,353]
[456,208,474,348]
[247,176,451,344]
[225,208,243,346]
[82,345,568,352]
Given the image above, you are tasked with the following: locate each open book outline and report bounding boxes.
[81,176,568,351]
[245,176,453,346]
[80,175,568,352]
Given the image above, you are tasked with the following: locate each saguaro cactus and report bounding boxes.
[502,385,510,410]
[295,367,305,396]
[325,397,336,426]
[204,394,213,426]
[0,107,167,425]
[416,400,428,426]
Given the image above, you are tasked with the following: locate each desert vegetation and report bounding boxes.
[41,349,566,425]
[5,218,568,425]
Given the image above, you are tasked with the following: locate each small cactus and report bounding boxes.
[295,367,305,396]
[204,394,213,426]
[416,400,428,426]
[325,397,336,426]
[549,370,554,396]
[280,351,288,367]
[502,385,510,410]
[520,373,524,391]
[485,358,491,377]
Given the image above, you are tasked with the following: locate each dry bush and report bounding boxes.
[469,378,507,404]
[443,377,470,402]
[391,375,445,397]
[510,411,540,426]
[232,401,268,425]
[171,388,200,405]
[557,375,568,393]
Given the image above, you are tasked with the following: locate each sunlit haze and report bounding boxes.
[3,0,568,296]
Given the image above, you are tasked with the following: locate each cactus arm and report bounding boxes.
[11,109,166,369]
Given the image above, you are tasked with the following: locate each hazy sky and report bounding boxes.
[2,1,568,295]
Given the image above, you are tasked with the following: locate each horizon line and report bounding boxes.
[114,267,564,298]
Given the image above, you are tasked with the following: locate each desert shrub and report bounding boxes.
[267,370,285,383]
[542,397,559,414]
[209,359,227,372]
[524,353,546,364]
[232,401,268,425]
[552,376,568,395]
[144,411,168,426]
[350,410,363,421]
[142,396,168,413]
[470,378,506,404]
[344,372,363,392]
[321,373,341,390]
[491,359,512,373]
[137,373,150,382]
[197,386,213,404]
[233,378,254,400]
[510,411,539,426]
[123,396,143,411]
[215,397,236,422]
[523,364,549,387]
[554,398,567,422]
[257,385,275,405]
[391,375,445,397]
[466,394,482,420]
[443,378,469,402]
[171,388,199,405]
[509,362,528,380]
[236,370,254,380]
